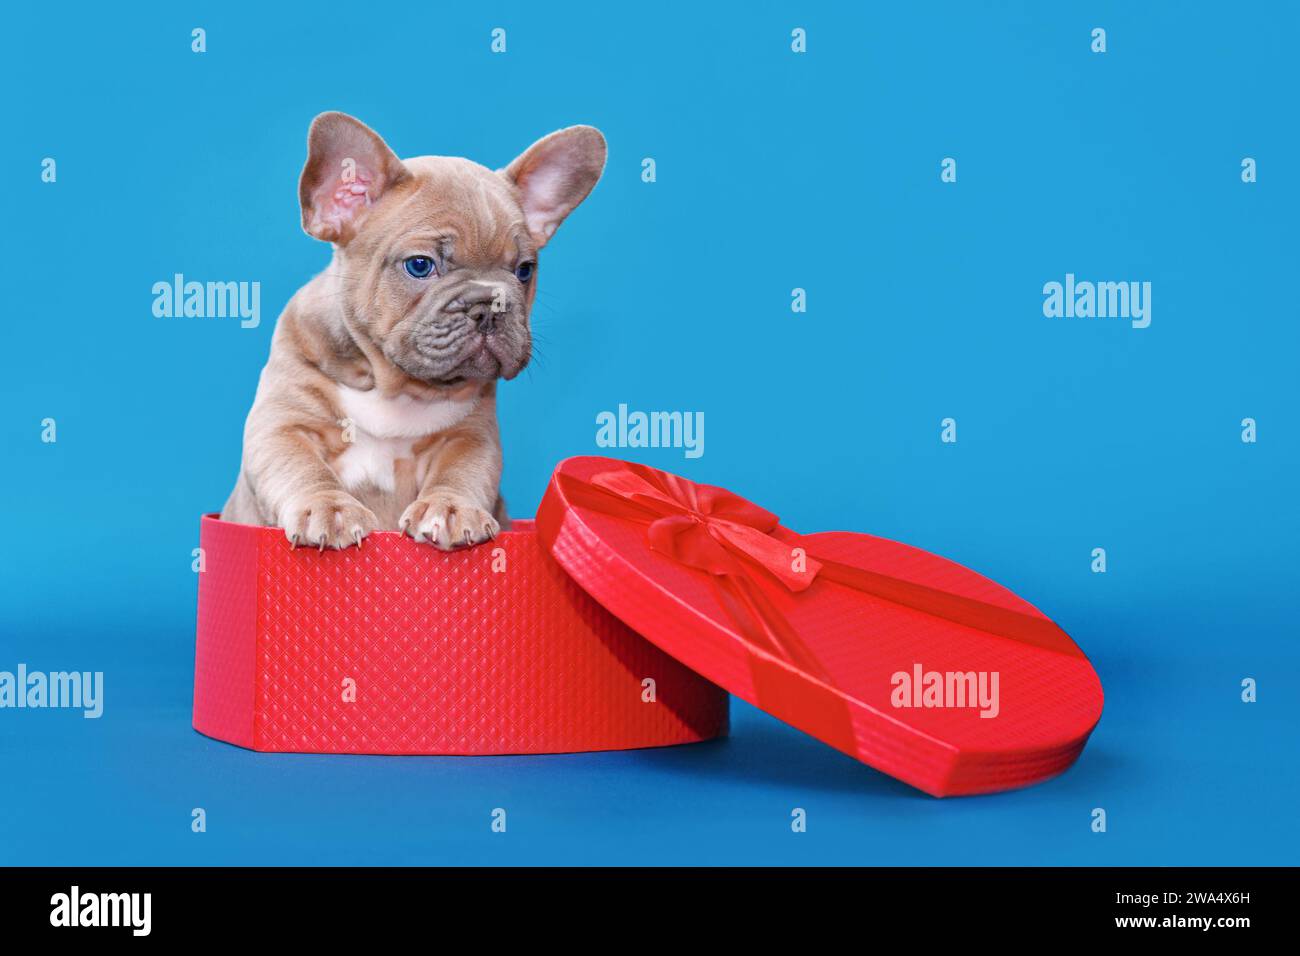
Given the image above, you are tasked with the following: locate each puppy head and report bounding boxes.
[299,112,605,385]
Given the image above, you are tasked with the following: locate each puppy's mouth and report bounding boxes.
[403,319,529,386]
[429,340,527,383]
[449,343,504,382]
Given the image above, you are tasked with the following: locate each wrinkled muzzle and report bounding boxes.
[395,276,531,383]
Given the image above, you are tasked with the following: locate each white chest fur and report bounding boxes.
[333,385,479,493]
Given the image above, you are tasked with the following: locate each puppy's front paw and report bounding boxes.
[283,492,379,550]
[400,492,499,550]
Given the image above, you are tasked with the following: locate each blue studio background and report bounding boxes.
[3,2,1296,865]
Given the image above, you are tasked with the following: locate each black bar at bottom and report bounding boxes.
[0,867,1282,941]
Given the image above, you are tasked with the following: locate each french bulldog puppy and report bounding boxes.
[221,112,605,549]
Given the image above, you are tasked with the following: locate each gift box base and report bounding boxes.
[193,515,729,755]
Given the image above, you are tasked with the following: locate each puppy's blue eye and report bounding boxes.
[515,261,534,283]
[404,256,436,279]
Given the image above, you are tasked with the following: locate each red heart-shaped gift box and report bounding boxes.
[193,456,1102,795]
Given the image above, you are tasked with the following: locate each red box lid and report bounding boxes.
[536,456,1103,796]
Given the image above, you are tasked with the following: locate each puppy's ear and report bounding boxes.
[502,126,606,247]
[299,112,409,244]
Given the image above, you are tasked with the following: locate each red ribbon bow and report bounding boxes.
[590,467,822,592]
[551,464,1082,679]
